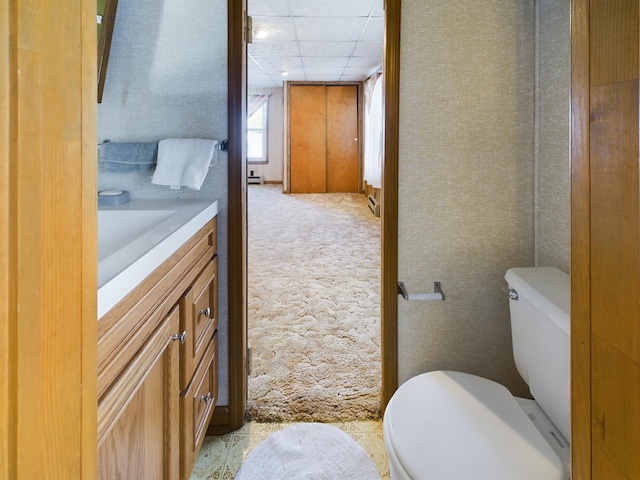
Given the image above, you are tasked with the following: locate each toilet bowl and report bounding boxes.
[383,267,570,480]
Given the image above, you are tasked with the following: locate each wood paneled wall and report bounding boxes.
[1,0,97,477]
[572,1,640,477]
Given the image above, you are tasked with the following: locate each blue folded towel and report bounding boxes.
[100,141,158,172]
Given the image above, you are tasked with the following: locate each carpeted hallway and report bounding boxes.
[247,184,381,422]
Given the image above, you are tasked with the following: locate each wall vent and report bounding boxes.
[367,195,380,217]
[248,175,264,185]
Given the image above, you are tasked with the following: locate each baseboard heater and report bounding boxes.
[248,175,264,185]
[367,195,380,217]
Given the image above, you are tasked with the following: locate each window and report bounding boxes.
[247,95,269,163]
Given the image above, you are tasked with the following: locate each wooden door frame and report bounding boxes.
[381,0,401,413]
[226,0,401,424]
[570,0,591,476]
[226,0,248,432]
[2,0,97,477]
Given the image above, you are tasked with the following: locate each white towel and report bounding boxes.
[151,138,217,191]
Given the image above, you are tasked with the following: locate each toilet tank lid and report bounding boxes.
[505,267,570,334]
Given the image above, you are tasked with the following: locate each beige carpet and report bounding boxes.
[247,185,381,422]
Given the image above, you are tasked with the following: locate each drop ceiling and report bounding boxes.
[248,0,384,87]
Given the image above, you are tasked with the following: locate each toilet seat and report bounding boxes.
[384,371,565,480]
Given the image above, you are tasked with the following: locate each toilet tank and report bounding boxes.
[505,266,570,443]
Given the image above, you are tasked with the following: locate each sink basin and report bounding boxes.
[98,209,178,261]
[97,199,218,319]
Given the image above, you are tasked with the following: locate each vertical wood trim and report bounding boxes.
[82,0,98,477]
[96,0,118,103]
[227,0,248,430]
[571,0,591,477]
[381,0,401,412]
[0,0,13,476]
[4,0,97,477]
[283,82,290,192]
[358,82,364,194]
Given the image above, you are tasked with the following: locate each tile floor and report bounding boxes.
[190,419,390,479]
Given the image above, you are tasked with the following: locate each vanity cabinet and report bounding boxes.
[97,217,218,480]
[98,306,180,479]
[179,256,219,478]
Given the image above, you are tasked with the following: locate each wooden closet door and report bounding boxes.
[326,85,359,192]
[290,85,327,193]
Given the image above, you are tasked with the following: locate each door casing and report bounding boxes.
[226,0,402,426]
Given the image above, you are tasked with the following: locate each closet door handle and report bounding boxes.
[199,307,211,318]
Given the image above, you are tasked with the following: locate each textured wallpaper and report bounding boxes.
[397,0,537,396]
[97,0,230,404]
[536,0,571,273]
[396,0,571,395]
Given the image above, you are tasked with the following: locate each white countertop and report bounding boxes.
[98,198,218,319]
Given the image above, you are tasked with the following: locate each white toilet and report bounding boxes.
[383,267,570,480]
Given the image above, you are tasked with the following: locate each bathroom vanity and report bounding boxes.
[96,199,218,479]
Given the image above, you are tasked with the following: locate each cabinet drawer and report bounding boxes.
[179,256,217,390]
[180,332,217,480]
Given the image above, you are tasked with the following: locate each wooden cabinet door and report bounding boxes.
[327,85,359,192]
[290,85,327,193]
[98,306,180,480]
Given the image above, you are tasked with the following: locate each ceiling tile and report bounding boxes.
[371,1,384,17]
[352,41,383,57]
[294,17,367,42]
[290,0,379,17]
[359,17,384,42]
[251,56,303,67]
[302,56,349,67]
[298,41,356,57]
[282,72,307,82]
[249,71,279,86]
[343,66,376,76]
[347,56,381,68]
[247,0,384,86]
[249,41,300,57]
[248,0,291,16]
[304,67,345,77]
[248,55,262,68]
[251,17,296,41]
[263,65,304,76]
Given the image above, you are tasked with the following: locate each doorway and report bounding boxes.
[226,0,401,429]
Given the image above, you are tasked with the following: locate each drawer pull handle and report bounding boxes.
[200,392,213,405]
[199,307,211,318]
[172,330,187,344]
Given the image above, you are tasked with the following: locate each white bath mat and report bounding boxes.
[235,423,381,480]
